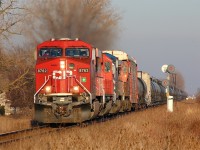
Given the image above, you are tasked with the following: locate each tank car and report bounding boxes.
[137,72,152,106]
[156,80,167,102]
[137,71,167,106]
[137,71,187,106]
[137,77,147,108]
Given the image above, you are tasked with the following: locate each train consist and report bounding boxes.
[34,38,187,124]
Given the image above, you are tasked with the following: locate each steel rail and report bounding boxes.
[0,102,166,145]
[0,124,79,145]
[0,125,49,145]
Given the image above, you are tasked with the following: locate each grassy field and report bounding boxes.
[0,107,33,133]
[1,99,200,150]
[0,116,31,133]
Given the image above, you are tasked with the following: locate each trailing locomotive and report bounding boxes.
[34,38,187,124]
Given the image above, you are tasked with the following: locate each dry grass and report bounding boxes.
[0,116,31,133]
[2,100,200,150]
[0,108,33,133]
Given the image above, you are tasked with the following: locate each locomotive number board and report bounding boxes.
[79,68,89,73]
[37,68,48,73]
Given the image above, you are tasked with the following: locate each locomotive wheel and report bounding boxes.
[109,100,122,114]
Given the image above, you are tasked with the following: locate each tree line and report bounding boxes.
[1,0,194,108]
[0,0,120,108]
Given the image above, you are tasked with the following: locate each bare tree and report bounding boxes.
[0,1,34,108]
[0,46,9,92]
[0,0,120,108]
[25,0,120,49]
[0,41,35,108]
[0,0,24,40]
[6,47,35,107]
[195,88,200,100]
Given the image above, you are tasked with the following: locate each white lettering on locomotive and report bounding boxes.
[79,68,89,73]
[37,68,48,73]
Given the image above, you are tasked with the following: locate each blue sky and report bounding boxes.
[112,0,200,95]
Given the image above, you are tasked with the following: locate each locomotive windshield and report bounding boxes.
[39,48,62,57]
[65,48,89,57]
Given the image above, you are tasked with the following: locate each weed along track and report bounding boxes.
[0,106,145,146]
[0,114,120,145]
[0,125,51,145]
[0,97,170,146]
[1,100,200,150]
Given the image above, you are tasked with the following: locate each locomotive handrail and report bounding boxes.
[73,76,92,105]
[34,75,51,103]
[103,88,105,105]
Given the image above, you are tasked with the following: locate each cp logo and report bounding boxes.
[52,70,72,79]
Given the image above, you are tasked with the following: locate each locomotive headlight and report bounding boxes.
[73,86,79,93]
[45,86,51,93]
[60,61,65,69]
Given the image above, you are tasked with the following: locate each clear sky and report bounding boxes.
[112,0,200,95]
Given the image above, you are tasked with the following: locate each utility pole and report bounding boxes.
[161,64,175,112]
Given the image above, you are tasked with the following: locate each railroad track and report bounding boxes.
[0,103,162,146]
[0,125,52,145]
[0,114,129,145]
[0,122,81,146]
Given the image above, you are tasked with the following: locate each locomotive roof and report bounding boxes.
[103,50,136,63]
[103,52,118,62]
[37,38,92,48]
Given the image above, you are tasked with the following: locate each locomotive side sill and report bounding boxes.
[35,101,88,106]
[35,102,52,106]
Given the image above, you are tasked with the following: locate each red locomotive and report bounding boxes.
[34,38,137,123]
[34,38,187,124]
[103,51,138,111]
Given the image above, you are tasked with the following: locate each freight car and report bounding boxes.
[137,71,187,106]
[33,38,187,124]
[137,71,167,106]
